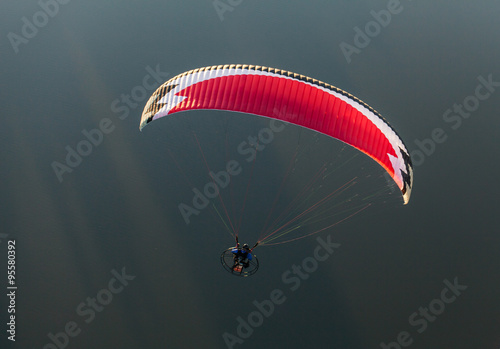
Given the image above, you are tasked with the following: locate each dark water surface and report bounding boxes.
[1,1,499,348]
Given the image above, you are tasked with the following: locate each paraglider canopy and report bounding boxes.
[140,64,413,204]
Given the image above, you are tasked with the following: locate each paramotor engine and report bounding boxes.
[220,248,259,277]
